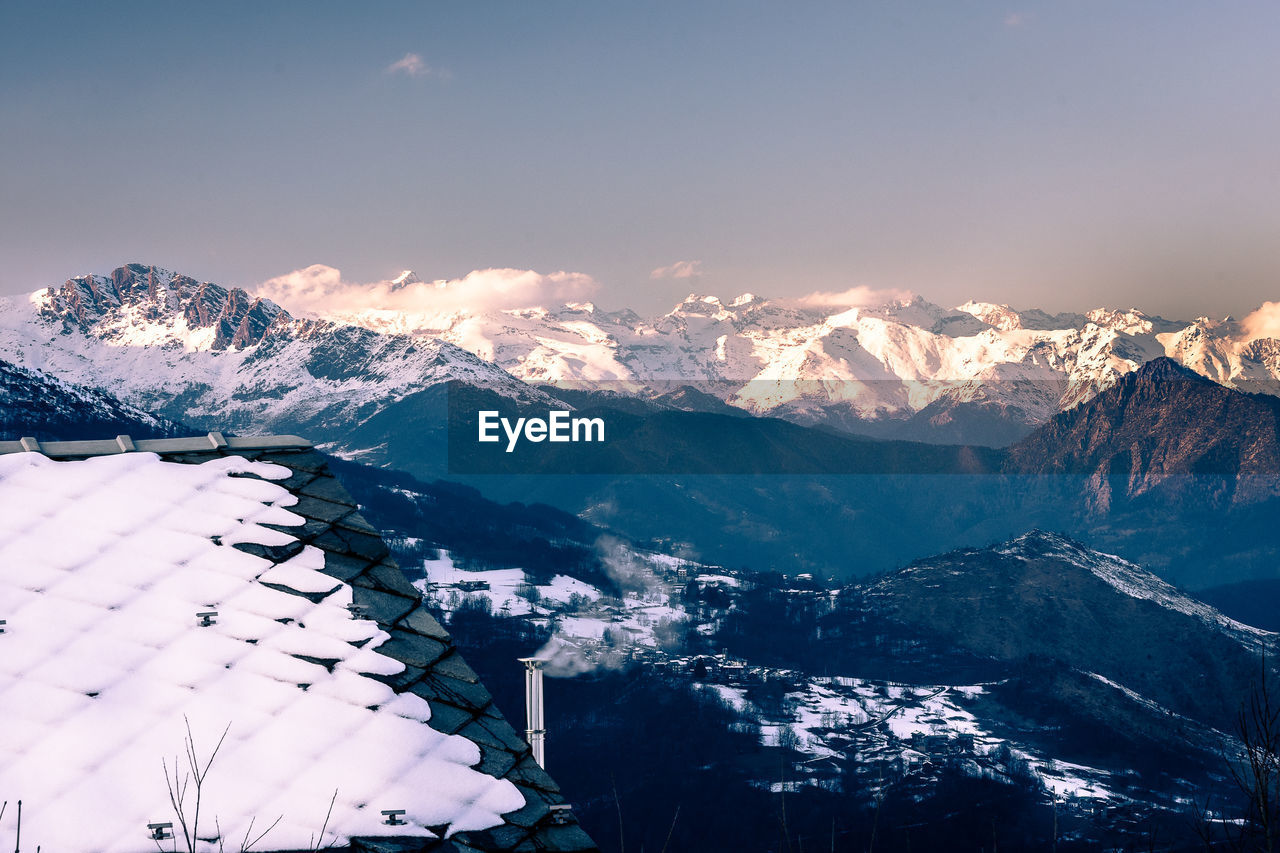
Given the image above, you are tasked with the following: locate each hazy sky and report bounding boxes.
[2,1,1278,318]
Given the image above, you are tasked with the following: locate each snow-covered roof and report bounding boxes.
[0,437,596,853]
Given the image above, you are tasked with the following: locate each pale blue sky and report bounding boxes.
[2,1,1278,317]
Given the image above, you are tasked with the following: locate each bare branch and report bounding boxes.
[309,789,339,853]
[163,756,194,853]
[240,814,283,853]
[659,804,681,853]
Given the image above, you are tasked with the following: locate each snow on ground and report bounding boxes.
[1036,758,1114,801]
[701,676,1118,801]
[0,453,523,852]
[542,574,604,604]
[557,616,608,640]
[998,532,1273,650]
[422,557,535,616]
[770,680,980,752]
[419,551,603,620]
[695,574,740,587]
[607,598,687,646]
[419,549,1121,802]
[420,550,690,649]
[643,553,692,570]
[705,684,749,712]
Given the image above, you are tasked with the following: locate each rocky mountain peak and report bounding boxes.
[956,300,1022,331]
[39,263,290,351]
[1127,355,1204,384]
[995,529,1079,557]
[1005,354,1280,507]
[390,270,423,290]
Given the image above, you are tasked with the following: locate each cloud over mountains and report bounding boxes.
[256,264,600,317]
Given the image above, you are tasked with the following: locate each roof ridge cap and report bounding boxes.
[0,432,313,457]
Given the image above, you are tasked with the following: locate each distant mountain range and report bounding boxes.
[5,263,1280,449]
[5,264,1280,586]
[324,268,1280,443]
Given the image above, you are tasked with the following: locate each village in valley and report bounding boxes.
[408,543,1135,822]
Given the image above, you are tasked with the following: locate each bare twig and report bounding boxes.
[659,805,680,853]
[309,789,339,852]
[163,755,192,851]
[778,752,795,853]
[239,814,282,852]
[1229,655,1280,851]
[164,717,232,853]
[611,774,625,853]
[188,717,231,853]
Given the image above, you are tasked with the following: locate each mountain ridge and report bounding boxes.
[864,529,1271,730]
[1005,356,1280,507]
[14,264,1280,448]
[316,267,1280,438]
[0,264,553,458]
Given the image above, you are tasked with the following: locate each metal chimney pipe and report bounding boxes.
[518,657,546,768]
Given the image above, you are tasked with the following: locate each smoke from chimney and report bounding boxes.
[528,537,693,678]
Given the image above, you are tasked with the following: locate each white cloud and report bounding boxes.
[1241,301,1280,342]
[1004,12,1027,28]
[255,264,600,318]
[790,284,913,309]
[385,53,449,79]
[650,260,703,280]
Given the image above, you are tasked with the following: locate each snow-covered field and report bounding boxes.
[418,550,687,650]
[703,677,1117,801]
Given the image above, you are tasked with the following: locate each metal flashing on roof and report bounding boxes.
[0,432,312,457]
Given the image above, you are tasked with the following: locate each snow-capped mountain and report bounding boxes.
[0,357,185,440]
[4,263,1279,450]
[0,264,550,461]
[318,273,1280,438]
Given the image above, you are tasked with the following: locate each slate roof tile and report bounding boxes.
[365,560,422,597]
[323,552,380,582]
[292,493,356,524]
[399,608,452,642]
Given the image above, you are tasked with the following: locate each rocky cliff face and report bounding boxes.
[1004,357,1280,507]
[39,262,289,350]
